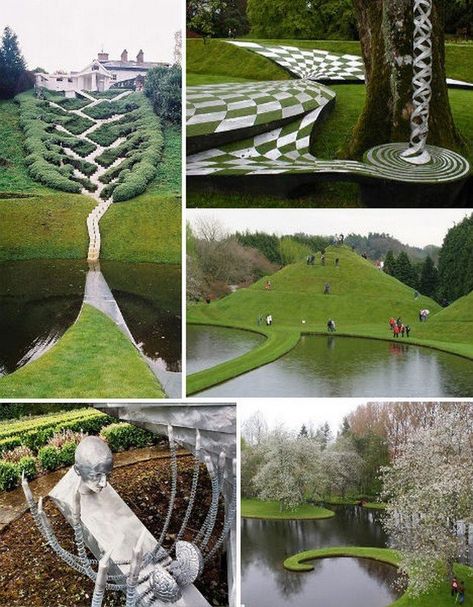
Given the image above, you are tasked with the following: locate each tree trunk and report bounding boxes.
[344,0,465,159]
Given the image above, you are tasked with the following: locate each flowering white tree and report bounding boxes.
[381,405,473,596]
[253,430,325,510]
[323,435,364,497]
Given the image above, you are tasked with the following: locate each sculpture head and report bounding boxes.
[74,436,113,494]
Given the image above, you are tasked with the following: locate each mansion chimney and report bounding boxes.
[137,49,144,64]
[121,49,128,62]
[97,51,109,61]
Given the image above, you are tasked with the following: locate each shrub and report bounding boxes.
[0,461,19,491]
[1,445,34,463]
[100,423,154,452]
[17,456,37,480]
[22,427,55,452]
[0,436,21,455]
[38,445,61,471]
[48,429,86,449]
[59,442,77,466]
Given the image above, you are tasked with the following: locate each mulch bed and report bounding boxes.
[0,456,228,606]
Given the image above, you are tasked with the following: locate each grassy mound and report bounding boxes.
[283,546,473,607]
[187,246,473,393]
[0,194,94,260]
[0,304,164,398]
[242,498,335,520]
[187,39,290,84]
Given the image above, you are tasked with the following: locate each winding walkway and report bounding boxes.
[49,89,131,262]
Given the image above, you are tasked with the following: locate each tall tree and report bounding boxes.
[418,255,439,298]
[0,27,27,99]
[383,250,397,276]
[437,213,473,302]
[345,1,465,159]
[144,65,181,124]
[395,251,418,288]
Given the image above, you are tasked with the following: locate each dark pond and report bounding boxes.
[0,260,181,376]
[242,505,401,607]
[189,329,473,397]
[186,324,264,375]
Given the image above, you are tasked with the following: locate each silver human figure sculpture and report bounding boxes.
[22,427,235,607]
[401,0,433,165]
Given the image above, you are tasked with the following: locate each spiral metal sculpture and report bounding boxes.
[401,0,433,165]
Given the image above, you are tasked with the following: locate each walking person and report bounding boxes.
[335,258,340,267]
[321,254,326,266]
[393,324,400,338]
[400,324,405,338]
[405,324,411,337]
[327,319,336,333]
[457,581,465,604]
[266,314,272,326]
[451,577,459,597]
[324,282,330,295]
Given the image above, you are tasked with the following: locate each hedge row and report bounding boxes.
[88,89,130,99]
[0,422,157,490]
[17,93,95,192]
[0,408,113,450]
[82,99,138,120]
[64,156,97,177]
[95,133,145,168]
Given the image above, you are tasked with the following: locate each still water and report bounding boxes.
[188,328,473,397]
[242,506,401,607]
[0,260,181,375]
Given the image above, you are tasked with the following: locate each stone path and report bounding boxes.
[83,266,182,397]
[47,89,132,262]
[0,446,189,533]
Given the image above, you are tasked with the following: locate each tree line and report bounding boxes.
[384,213,473,304]
[187,0,472,40]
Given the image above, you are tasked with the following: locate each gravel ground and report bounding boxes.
[0,456,228,607]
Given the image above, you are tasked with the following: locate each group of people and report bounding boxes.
[451,577,465,603]
[389,317,411,338]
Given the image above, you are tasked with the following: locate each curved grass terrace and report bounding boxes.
[283,546,473,607]
[0,304,164,398]
[242,498,335,520]
[187,246,473,395]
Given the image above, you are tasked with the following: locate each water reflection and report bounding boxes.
[0,260,181,375]
[242,506,401,607]
[187,324,264,374]
[189,330,473,397]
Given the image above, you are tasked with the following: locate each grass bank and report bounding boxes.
[0,304,164,398]
[242,498,335,520]
[283,546,473,607]
[187,246,473,393]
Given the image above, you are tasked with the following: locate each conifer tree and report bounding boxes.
[0,27,27,99]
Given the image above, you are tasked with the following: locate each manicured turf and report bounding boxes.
[323,496,387,510]
[0,100,53,195]
[187,39,290,84]
[0,304,164,398]
[187,246,473,394]
[242,499,335,520]
[0,194,94,261]
[283,546,473,607]
[100,193,181,264]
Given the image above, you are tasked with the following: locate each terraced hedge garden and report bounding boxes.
[16,89,164,202]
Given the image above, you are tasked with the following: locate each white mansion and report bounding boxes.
[35,49,169,94]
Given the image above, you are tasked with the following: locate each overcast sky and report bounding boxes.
[1,0,181,72]
[239,398,367,434]
[187,208,472,248]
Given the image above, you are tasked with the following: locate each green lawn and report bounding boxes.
[0,194,94,261]
[187,246,473,394]
[0,100,53,195]
[242,498,335,520]
[0,304,164,398]
[284,546,473,607]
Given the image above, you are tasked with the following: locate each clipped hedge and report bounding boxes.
[0,436,22,455]
[0,461,19,491]
[17,456,37,480]
[38,445,61,471]
[100,422,155,452]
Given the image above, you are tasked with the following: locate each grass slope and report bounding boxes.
[242,498,335,519]
[283,546,473,607]
[187,39,290,84]
[0,304,164,398]
[0,194,94,260]
[187,246,473,393]
[0,100,53,195]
